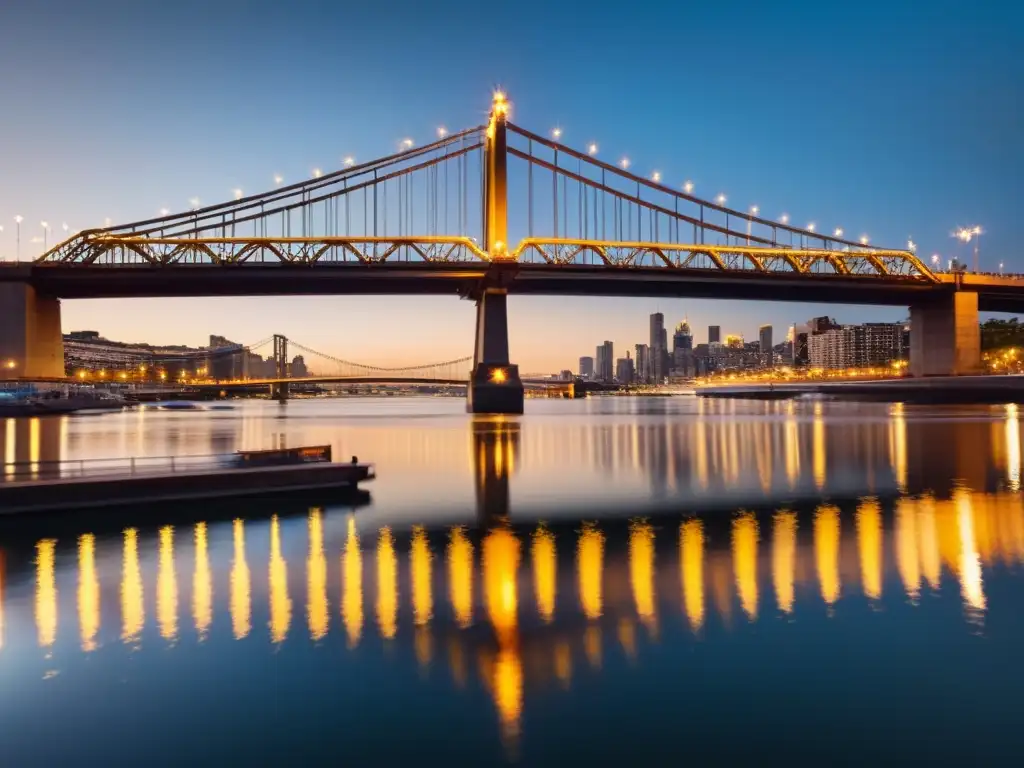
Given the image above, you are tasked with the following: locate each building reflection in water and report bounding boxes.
[231,519,252,640]
[342,516,363,647]
[15,490,1024,749]
[772,511,796,615]
[269,515,291,644]
[78,534,100,652]
[36,539,57,653]
[376,527,397,641]
[1006,404,1021,492]
[157,526,178,642]
[733,512,759,621]
[194,523,213,641]
[578,522,604,620]
[307,510,329,642]
[629,520,657,634]
[857,500,883,601]
[532,525,556,624]
[448,527,473,629]
[122,528,144,646]
[680,519,704,631]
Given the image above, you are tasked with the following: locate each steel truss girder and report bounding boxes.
[508,239,938,281]
[39,235,492,266]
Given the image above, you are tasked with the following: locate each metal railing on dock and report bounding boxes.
[1,445,333,483]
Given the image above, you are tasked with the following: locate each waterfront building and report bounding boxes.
[808,323,906,369]
[615,353,635,384]
[708,325,721,344]
[634,344,650,384]
[759,324,773,366]
[595,341,614,382]
[650,313,667,384]
[578,356,594,379]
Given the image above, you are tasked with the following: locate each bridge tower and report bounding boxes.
[271,334,289,401]
[467,92,525,414]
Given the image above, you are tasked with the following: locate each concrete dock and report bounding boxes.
[0,447,374,515]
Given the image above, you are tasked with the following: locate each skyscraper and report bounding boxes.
[615,352,635,384]
[595,341,614,382]
[708,325,721,344]
[673,321,694,377]
[650,312,666,384]
[578,356,594,379]
[759,324,773,366]
[634,343,650,383]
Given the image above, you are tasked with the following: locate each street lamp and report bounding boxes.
[14,215,22,259]
[716,193,727,205]
[437,126,448,138]
[551,127,562,140]
[40,221,49,250]
[273,174,284,185]
[779,213,789,224]
[683,180,694,194]
[859,234,869,246]
[400,138,414,150]
[651,171,661,183]
[159,208,170,216]
[747,205,758,244]
[1000,262,1005,274]
[907,238,916,253]
[834,227,844,238]
[233,188,243,200]
[588,143,598,156]
[931,254,940,270]
[343,157,355,167]
[311,168,322,178]
[620,157,630,169]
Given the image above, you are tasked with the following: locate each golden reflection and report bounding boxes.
[917,496,942,591]
[629,520,657,632]
[307,510,329,641]
[36,539,57,651]
[895,501,921,601]
[554,639,572,688]
[157,526,178,642]
[483,526,520,645]
[784,405,800,488]
[78,534,100,652]
[447,527,473,629]
[532,525,556,623]
[889,403,908,491]
[618,618,637,661]
[0,551,5,651]
[956,491,986,615]
[856,500,883,600]
[376,526,398,640]
[193,522,212,641]
[578,522,604,620]
[733,512,759,620]
[411,526,433,626]
[584,624,602,669]
[493,647,523,745]
[342,516,363,647]
[680,519,704,632]
[772,511,796,614]
[415,627,433,671]
[695,417,708,490]
[121,528,144,646]
[812,402,826,490]
[269,515,292,644]
[448,637,468,688]
[815,505,841,607]
[231,519,251,640]
[4,419,13,478]
[29,416,40,477]
[1006,404,1021,491]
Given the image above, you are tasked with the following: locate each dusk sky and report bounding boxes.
[1,0,1021,371]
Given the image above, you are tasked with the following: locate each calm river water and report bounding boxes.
[2,396,1024,764]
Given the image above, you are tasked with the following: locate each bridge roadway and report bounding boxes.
[4,261,1024,311]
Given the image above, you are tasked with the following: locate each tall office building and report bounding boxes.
[579,356,595,379]
[672,321,694,377]
[595,341,614,382]
[708,325,721,344]
[634,343,650,383]
[759,324,773,366]
[650,312,667,384]
[615,352,635,384]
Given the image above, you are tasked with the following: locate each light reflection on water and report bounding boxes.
[1,398,1024,763]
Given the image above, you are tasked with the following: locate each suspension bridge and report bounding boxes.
[2,91,1014,409]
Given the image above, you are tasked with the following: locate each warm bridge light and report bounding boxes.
[490,368,508,384]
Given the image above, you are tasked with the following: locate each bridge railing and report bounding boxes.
[1,451,239,484]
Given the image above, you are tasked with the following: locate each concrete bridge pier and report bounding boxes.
[269,382,289,402]
[909,291,981,376]
[467,289,524,414]
[0,283,64,379]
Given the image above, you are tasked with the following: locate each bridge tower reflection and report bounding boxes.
[471,417,521,523]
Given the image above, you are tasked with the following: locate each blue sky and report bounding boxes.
[1,0,1021,370]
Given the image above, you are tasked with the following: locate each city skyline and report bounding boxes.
[2,0,1020,373]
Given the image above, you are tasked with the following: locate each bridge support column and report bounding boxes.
[0,283,64,379]
[467,289,523,414]
[909,291,981,376]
